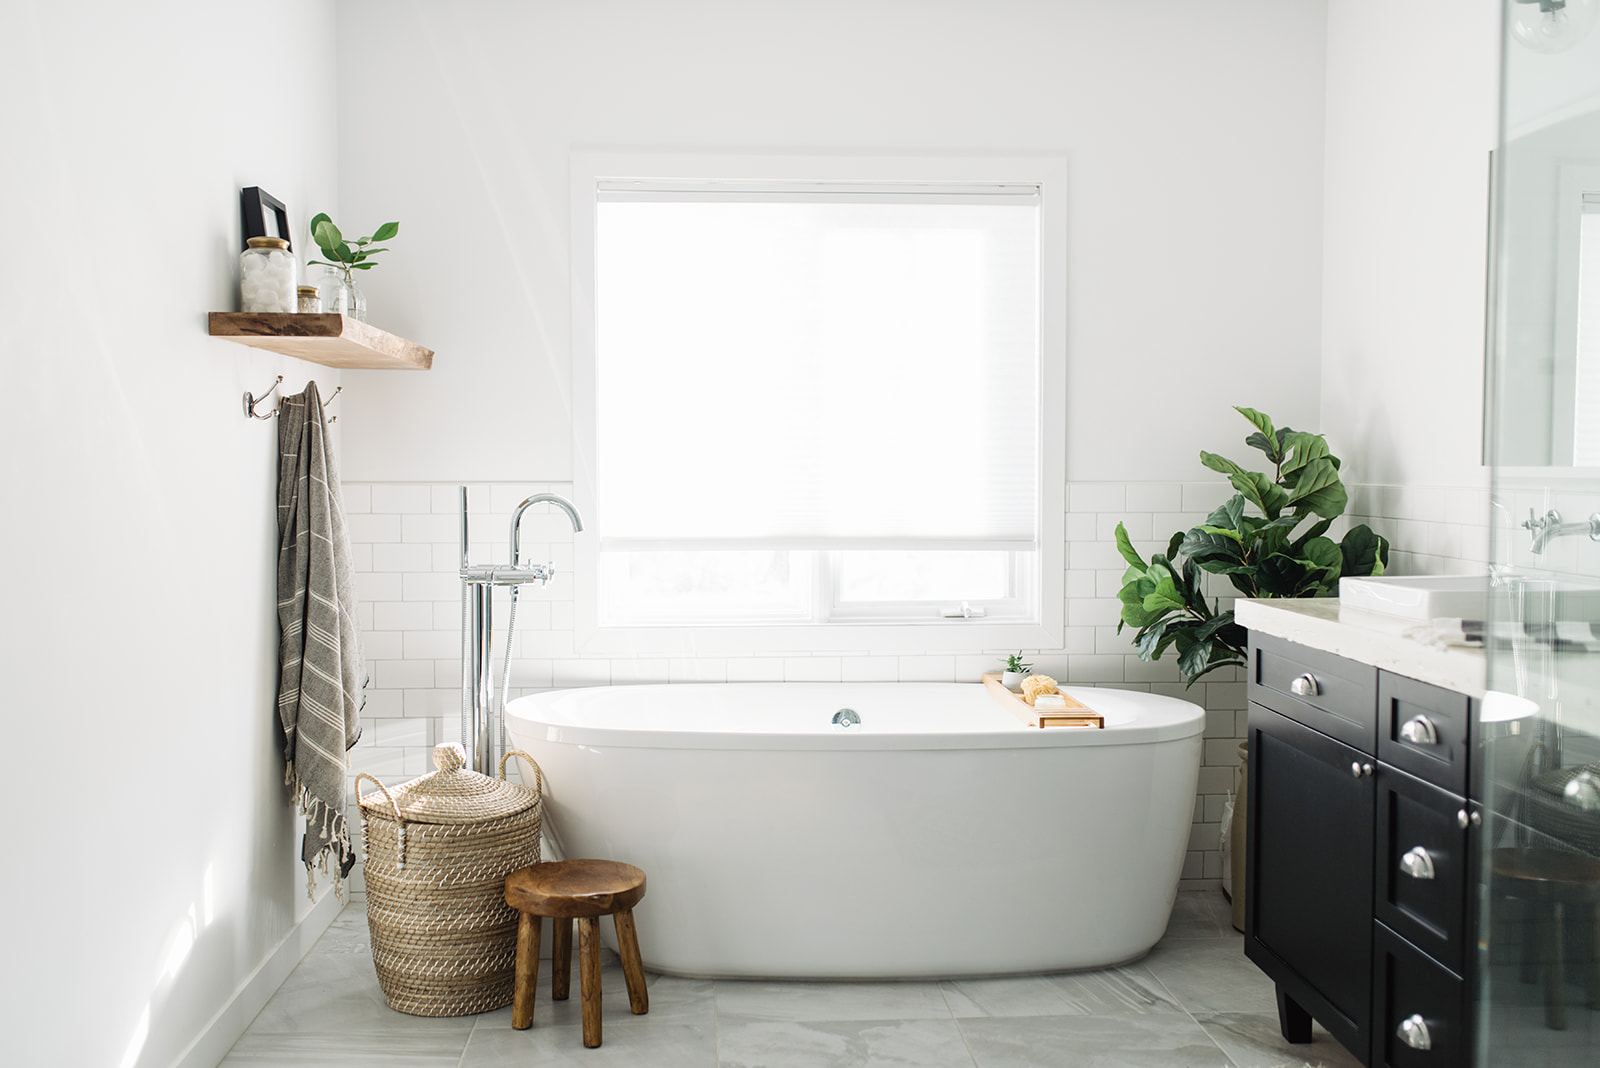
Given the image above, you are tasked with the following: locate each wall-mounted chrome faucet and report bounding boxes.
[1521,508,1600,554]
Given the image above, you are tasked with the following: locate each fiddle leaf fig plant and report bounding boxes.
[307,213,399,285]
[1114,407,1389,685]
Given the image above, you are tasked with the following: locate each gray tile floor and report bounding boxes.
[221,890,1362,1067]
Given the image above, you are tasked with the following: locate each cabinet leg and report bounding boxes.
[1276,987,1313,1044]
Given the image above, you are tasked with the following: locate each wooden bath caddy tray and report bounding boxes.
[981,674,1104,729]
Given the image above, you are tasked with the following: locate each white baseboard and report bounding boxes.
[171,886,346,1068]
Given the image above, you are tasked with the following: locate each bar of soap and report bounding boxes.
[1034,694,1068,711]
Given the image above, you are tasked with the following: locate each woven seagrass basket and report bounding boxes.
[357,742,543,1017]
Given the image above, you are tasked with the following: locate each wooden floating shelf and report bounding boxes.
[209,312,434,370]
[981,673,1104,729]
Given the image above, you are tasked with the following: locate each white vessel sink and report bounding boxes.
[1338,575,1488,621]
[1341,573,1600,623]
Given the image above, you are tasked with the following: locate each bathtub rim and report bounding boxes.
[506,681,1205,751]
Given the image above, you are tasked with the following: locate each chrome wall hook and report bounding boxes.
[325,384,343,424]
[244,376,284,419]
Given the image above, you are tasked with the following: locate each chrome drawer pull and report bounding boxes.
[1400,846,1436,880]
[1290,673,1320,697]
[1397,1013,1432,1050]
[1399,715,1439,746]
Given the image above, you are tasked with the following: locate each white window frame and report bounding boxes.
[571,150,1066,655]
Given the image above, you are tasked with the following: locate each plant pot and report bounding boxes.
[1001,670,1025,691]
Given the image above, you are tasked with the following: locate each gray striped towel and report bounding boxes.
[276,381,366,897]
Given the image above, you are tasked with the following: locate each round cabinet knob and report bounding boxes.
[1399,715,1439,746]
[1362,763,1374,777]
[1397,1014,1432,1050]
[1290,673,1320,697]
[1400,846,1437,880]
[1351,762,1363,779]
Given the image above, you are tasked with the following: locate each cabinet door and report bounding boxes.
[1247,702,1375,1054]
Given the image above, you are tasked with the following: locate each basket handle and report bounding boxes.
[499,749,545,798]
[355,772,408,870]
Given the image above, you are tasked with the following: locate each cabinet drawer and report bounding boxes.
[1375,766,1469,975]
[1378,672,1470,795]
[1250,634,1378,752]
[1372,923,1467,1068]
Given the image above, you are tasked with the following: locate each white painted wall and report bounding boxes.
[1319,0,1502,488]
[0,4,342,1065]
[335,0,1331,486]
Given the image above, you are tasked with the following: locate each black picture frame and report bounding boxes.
[240,186,292,252]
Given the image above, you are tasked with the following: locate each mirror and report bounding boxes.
[1493,3,1600,466]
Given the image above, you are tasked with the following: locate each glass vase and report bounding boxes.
[317,267,367,322]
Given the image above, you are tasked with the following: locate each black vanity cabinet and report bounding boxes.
[1244,633,1478,1068]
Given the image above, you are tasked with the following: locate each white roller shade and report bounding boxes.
[594,184,1040,550]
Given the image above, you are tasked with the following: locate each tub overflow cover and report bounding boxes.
[832,708,861,729]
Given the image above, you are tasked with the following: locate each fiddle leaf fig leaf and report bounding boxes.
[1230,471,1289,519]
[1200,451,1246,478]
[1142,575,1187,614]
[1286,458,1348,518]
[1205,495,1247,533]
[1114,522,1146,568]
[1340,524,1389,577]
[1235,406,1277,445]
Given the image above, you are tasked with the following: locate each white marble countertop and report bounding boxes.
[1236,598,1487,697]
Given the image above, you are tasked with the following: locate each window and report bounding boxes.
[572,154,1065,653]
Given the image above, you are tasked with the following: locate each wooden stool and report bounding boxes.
[1490,847,1600,1030]
[504,859,649,1048]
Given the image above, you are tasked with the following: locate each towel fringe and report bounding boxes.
[290,779,355,902]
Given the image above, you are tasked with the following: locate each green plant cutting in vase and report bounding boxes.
[1003,652,1032,674]
[308,213,399,287]
[1114,407,1389,685]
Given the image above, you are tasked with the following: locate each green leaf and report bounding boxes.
[1181,528,1244,564]
[1245,430,1285,463]
[1230,471,1290,519]
[1280,431,1331,478]
[1286,458,1348,518]
[1178,637,1215,679]
[1204,495,1247,533]
[1142,575,1188,613]
[312,218,344,252]
[373,221,400,241]
[1235,406,1277,444]
[349,262,377,269]
[1166,531,1185,560]
[1185,656,1247,686]
[1114,522,1147,568]
[1301,536,1344,585]
[1200,451,1246,478]
[1339,524,1389,578]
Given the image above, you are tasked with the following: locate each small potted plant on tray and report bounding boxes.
[1001,652,1032,691]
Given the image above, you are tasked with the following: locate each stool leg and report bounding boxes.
[552,918,572,1001]
[615,909,649,1015]
[1588,903,1600,1011]
[1521,898,1540,984]
[579,916,602,1048]
[1546,902,1568,1031]
[512,913,541,1030]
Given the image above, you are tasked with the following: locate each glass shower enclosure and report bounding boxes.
[1480,1,1600,1063]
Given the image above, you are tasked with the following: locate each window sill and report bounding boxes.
[573,618,1062,657]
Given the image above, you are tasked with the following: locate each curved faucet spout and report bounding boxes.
[510,493,584,566]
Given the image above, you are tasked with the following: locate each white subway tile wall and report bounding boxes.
[339,480,1488,894]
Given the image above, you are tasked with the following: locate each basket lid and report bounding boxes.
[361,743,540,825]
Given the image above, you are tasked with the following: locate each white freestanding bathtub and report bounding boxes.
[505,682,1203,979]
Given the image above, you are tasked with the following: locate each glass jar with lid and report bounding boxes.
[297,285,323,313]
[239,236,296,313]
